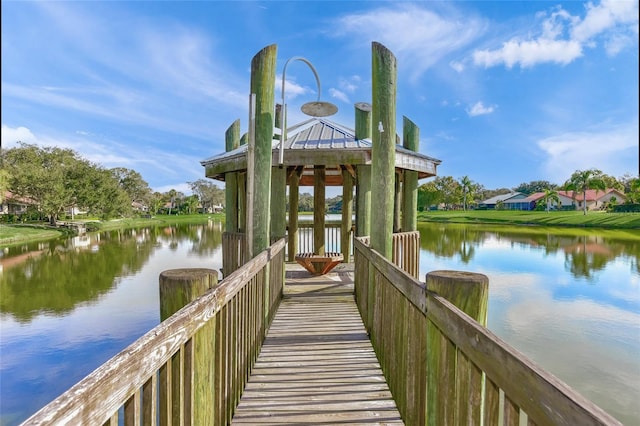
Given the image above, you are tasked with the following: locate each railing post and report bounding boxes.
[159,268,219,426]
[425,270,488,426]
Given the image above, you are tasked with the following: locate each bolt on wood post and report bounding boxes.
[425,270,488,426]
[159,268,219,426]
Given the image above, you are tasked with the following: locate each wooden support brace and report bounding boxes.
[294,252,344,275]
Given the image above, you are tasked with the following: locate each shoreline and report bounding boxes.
[2,211,638,248]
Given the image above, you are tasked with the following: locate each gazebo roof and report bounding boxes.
[201,117,441,186]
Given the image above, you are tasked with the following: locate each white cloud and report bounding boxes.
[449,61,465,73]
[0,125,204,190]
[571,0,639,43]
[279,76,316,101]
[154,182,194,195]
[466,101,496,116]
[1,125,37,148]
[338,75,361,93]
[474,39,583,68]
[605,33,635,56]
[473,0,638,69]
[329,88,349,104]
[333,4,486,80]
[537,122,639,182]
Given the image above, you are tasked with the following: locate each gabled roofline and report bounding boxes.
[201,117,441,183]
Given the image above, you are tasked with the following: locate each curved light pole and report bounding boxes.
[279,56,338,165]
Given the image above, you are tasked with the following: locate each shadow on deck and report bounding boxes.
[232,263,403,424]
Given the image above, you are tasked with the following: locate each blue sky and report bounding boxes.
[2,1,638,195]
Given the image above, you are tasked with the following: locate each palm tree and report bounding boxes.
[540,188,560,213]
[459,175,477,211]
[564,169,606,215]
[166,189,178,215]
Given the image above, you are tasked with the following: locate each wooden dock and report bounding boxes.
[232,263,403,424]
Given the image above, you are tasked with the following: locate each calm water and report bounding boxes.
[1,221,638,425]
[417,223,640,425]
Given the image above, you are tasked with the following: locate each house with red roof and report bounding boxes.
[1,191,36,216]
[558,189,626,211]
[479,188,626,211]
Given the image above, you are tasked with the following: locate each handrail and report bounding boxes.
[22,238,286,426]
[353,237,621,425]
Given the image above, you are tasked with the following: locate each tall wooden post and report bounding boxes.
[225,120,240,233]
[288,167,301,261]
[394,172,402,232]
[402,116,419,232]
[371,42,397,260]
[355,102,372,237]
[159,268,219,426]
[341,168,354,261]
[237,173,246,232]
[314,165,326,255]
[238,133,248,233]
[271,104,287,241]
[249,44,277,256]
[426,270,488,426]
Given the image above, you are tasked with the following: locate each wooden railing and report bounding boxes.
[295,222,343,255]
[223,224,347,276]
[353,237,621,426]
[23,238,286,426]
[222,232,249,277]
[358,231,420,279]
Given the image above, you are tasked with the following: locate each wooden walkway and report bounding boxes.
[232,263,403,425]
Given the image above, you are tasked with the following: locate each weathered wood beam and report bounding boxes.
[287,167,302,262]
[394,172,402,233]
[271,104,286,240]
[341,168,354,262]
[249,44,277,256]
[355,102,372,238]
[160,269,219,426]
[314,165,326,255]
[225,120,240,233]
[402,116,419,232]
[371,42,397,260]
[237,172,246,233]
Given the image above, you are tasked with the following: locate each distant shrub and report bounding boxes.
[612,204,640,213]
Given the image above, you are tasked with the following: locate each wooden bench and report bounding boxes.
[294,252,344,275]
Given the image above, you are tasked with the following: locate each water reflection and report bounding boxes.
[418,222,640,279]
[1,228,159,322]
[0,222,224,425]
[418,222,640,425]
[1,221,638,424]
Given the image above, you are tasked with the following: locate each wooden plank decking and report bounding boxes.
[232,263,403,425]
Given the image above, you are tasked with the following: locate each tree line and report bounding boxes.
[1,143,224,224]
[417,170,640,213]
[3,143,638,223]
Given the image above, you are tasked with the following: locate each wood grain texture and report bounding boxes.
[232,264,403,424]
[371,41,397,260]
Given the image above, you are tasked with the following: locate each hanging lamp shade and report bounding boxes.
[301,100,338,117]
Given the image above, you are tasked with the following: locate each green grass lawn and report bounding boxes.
[417,210,640,229]
[2,210,637,248]
[0,214,225,247]
[93,213,223,231]
[0,224,66,246]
